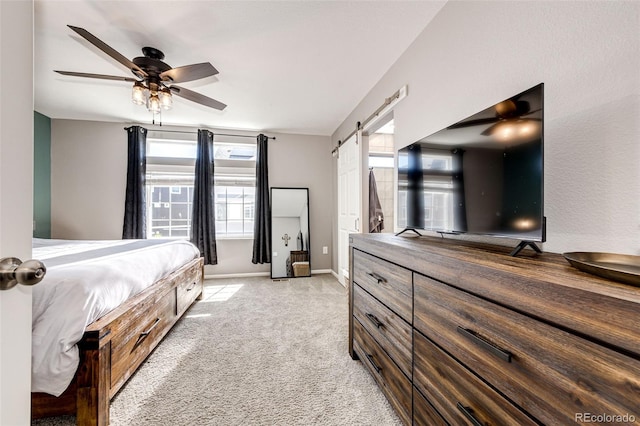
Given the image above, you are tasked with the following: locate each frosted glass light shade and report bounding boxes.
[132,82,146,105]
[147,93,161,113]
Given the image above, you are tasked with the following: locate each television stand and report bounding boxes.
[510,240,542,257]
[395,228,422,237]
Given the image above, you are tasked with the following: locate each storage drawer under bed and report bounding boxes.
[109,288,176,394]
[176,262,203,316]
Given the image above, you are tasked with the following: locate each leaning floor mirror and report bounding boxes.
[271,187,311,279]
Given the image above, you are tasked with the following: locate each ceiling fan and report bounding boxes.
[55,25,226,116]
[447,97,541,138]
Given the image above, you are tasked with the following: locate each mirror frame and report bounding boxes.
[270,187,311,279]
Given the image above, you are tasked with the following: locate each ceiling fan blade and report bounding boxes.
[481,122,502,136]
[55,70,138,82]
[160,63,219,83]
[67,25,147,78]
[170,85,226,110]
[447,117,498,130]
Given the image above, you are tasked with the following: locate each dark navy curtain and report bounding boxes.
[191,129,218,265]
[252,134,270,264]
[122,125,147,239]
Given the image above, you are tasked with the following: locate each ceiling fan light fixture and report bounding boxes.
[147,93,161,114]
[490,119,540,141]
[132,81,147,105]
[159,87,173,110]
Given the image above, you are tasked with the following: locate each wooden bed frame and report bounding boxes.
[31,256,204,426]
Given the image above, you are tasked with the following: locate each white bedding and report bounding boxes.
[31,238,200,396]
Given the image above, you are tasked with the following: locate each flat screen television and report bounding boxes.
[397,83,545,255]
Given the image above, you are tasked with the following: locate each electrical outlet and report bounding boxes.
[322,246,328,255]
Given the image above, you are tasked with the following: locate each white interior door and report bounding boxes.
[0,1,34,424]
[337,133,361,286]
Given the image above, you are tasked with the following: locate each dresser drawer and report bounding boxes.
[413,386,448,426]
[414,330,537,426]
[110,288,176,392]
[352,249,412,322]
[353,284,412,377]
[353,319,412,425]
[414,273,640,425]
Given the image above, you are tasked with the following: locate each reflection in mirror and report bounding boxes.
[271,187,310,279]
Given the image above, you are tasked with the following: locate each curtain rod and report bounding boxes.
[125,127,276,140]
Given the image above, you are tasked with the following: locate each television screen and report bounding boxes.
[397,83,544,243]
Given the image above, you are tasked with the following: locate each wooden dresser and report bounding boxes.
[348,233,640,426]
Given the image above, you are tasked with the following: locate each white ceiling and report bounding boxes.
[34,1,445,136]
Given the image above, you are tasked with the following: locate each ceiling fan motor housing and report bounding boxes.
[142,46,164,60]
[132,47,172,81]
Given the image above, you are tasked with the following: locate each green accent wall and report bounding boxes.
[33,111,51,238]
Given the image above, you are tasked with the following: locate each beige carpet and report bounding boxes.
[33,274,401,426]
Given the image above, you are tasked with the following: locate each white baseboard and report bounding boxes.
[331,270,346,287]
[205,272,270,279]
[206,269,335,280]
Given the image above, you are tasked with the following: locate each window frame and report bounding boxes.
[145,136,257,240]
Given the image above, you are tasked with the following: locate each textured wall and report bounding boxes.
[332,1,640,258]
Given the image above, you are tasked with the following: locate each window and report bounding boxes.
[146,135,257,239]
[147,184,193,238]
[215,186,255,235]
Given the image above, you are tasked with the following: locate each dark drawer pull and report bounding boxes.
[133,318,161,350]
[140,318,161,338]
[367,272,387,284]
[456,402,483,426]
[186,281,197,291]
[457,326,512,363]
[365,353,382,374]
[365,313,383,328]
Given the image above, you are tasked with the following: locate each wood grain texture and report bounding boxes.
[176,264,203,316]
[353,283,412,377]
[352,249,412,322]
[414,330,538,426]
[353,319,412,425]
[109,289,176,395]
[350,233,640,355]
[413,387,448,426]
[348,244,355,359]
[414,272,640,425]
[31,256,204,426]
[31,384,77,418]
[75,343,111,426]
[349,234,640,426]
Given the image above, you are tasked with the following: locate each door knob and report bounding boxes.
[0,257,47,290]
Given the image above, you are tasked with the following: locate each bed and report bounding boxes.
[30,238,204,426]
